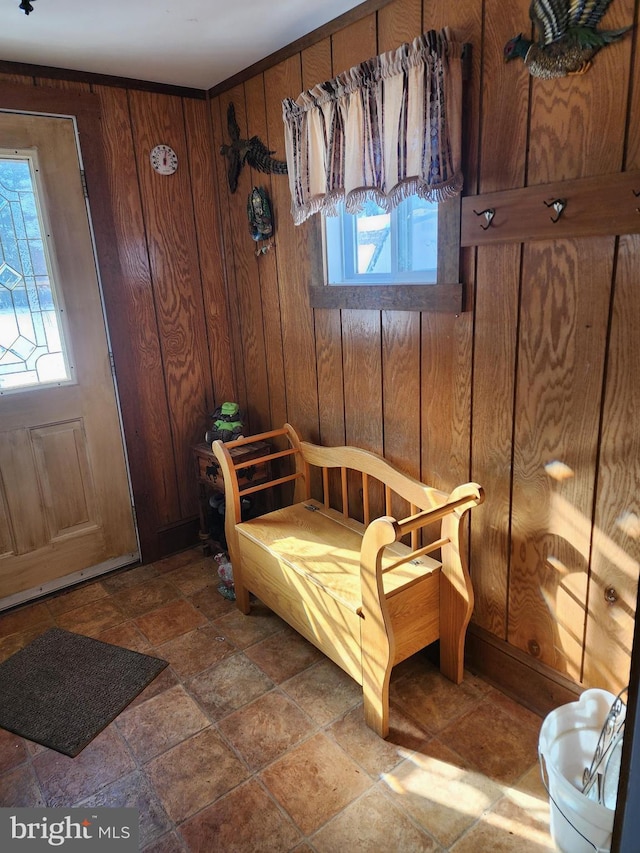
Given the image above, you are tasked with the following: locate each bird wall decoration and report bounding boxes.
[504,0,632,78]
[219,103,288,194]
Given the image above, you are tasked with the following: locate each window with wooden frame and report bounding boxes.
[312,194,461,312]
[282,30,467,313]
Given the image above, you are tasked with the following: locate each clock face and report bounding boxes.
[150,144,178,175]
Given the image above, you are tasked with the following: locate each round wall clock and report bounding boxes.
[150,144,178,175]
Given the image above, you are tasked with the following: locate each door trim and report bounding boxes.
[0,110,140,601]
[0,82,160,556]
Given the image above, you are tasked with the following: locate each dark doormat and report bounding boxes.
[0,627,167,757]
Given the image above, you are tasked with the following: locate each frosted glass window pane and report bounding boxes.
[0,156,71,392]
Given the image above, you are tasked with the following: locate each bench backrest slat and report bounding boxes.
[224,426,290,447]
[341,467,349,517]
[322,467,330,509]
[410,504,419,550]
[298,439,448,516]
[363,472,370,526]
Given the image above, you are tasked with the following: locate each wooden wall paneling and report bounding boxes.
[331,13,384,520]
[417,0,475,497]
[378,0,422,522]
[182,97,236,407]
[340,291,384,517]
[331,13,378,74]
[422,0,479,29]
[583,233,639,691]
[341,310,385,521]
[420,312,472,490]
[300,37,347,489]
[470,243,520,638]
[244,74,287,433]
[92,84,178,553]
[382,309,421,515]
[215,86,253,421]
[127,89,212,520]
[508,237,615,681]
[420,319,472,583]
[626,11,640,169]
[378,0,421,47]
[302,26,347,506]
[527,0,635,185]
[263,56,320,441]
[210,95,249,420]
[314,300,347,510]
[478,0,530,193]
[216,85,271,433]
[314,308,346,450]
[300,35,333,90]
[600,23,640,687]
[584,8,640,689]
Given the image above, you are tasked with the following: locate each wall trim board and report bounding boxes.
[0,81,100,115]
[308,282,463,311]
[461,170,640,246]
[0,60,207,99]
[466,624,582,717]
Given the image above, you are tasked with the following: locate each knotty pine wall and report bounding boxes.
[0,71,235,562]
[210,0,640,713]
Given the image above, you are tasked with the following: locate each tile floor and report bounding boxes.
[0,548,557,852]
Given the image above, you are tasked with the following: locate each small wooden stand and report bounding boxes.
[192,440,270,554]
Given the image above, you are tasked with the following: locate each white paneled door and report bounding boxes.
[0,112,138,607]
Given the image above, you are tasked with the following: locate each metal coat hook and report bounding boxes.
[473,208,495,230]
[544,198,567,223]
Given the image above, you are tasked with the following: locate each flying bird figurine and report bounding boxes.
[504,0,632,78]
[220,103,288,193]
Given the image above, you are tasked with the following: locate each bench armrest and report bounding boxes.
[360,481,484,686]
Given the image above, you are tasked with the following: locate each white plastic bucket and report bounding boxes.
[539,689,618,853]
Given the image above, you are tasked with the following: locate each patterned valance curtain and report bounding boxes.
[282,28,464,226]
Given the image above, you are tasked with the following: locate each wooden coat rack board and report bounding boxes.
[461,170,640,247]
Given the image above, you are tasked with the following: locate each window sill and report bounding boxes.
[307,283,462,312]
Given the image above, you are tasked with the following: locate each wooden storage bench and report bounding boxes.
[213,424,484,738]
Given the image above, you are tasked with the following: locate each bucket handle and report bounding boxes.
[539,750,610,853]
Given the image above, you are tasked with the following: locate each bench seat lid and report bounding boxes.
[236,499,441,614]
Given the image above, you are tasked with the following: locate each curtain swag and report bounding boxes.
[282,27,465,226]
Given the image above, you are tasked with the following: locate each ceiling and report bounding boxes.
[0,0,367,91]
